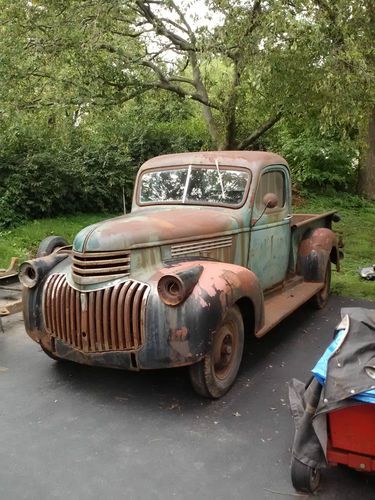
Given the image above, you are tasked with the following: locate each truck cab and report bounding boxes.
[21,151,341,398]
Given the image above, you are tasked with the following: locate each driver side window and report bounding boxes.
[255,171,285,211]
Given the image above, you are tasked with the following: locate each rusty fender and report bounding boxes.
[140,260,264,370]
[297,227,340,282]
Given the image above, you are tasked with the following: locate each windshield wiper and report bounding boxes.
[182,164,192,203]
[215,159,226,199]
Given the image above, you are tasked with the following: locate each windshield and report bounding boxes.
[139,166,250,207]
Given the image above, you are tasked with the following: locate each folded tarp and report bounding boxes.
[312,326,375,404]
[289,307,375,468]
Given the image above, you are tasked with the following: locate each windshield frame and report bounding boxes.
[137,164,252,209]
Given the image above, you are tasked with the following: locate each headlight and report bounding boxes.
[157,275,185,306]
[19,253,68,289]
[19,262,39,288]
[157,265,204,306]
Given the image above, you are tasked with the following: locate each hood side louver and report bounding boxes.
[72,250,131,285]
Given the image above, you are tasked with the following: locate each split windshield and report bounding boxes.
[139,165,250,207]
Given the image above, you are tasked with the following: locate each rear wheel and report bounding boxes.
[291,457,321,493]
[189,305,244,399]
[312,261,331,309]
[36,236,68,258]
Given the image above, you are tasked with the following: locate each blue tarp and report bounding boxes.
[312,329,375,404]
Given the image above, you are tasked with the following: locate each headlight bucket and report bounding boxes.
[157,265,204,306]
[19,262,39,288]
[19,253,68,289]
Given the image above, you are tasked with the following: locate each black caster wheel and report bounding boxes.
[291,457,321,493]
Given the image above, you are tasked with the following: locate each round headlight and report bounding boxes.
[19,262,39,288]
[157,275,185,306]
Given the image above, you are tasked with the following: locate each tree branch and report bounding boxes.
[238,113,282,149]
[135,0,193,51]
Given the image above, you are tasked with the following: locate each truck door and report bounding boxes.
[248,166,291,290]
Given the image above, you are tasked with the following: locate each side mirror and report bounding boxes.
[263,192,279,209]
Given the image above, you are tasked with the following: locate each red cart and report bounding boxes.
[327,404,375,472]
[291,403,375,492]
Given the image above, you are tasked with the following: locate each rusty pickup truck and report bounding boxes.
[20,151,341,398]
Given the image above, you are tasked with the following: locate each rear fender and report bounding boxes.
[297,228,339,282]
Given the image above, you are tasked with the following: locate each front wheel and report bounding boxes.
[291,457,321,493]
[189,305,244,399]
[312,261,331,309]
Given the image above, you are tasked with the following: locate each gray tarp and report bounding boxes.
[289,308,375,468]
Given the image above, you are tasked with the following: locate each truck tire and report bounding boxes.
[312,261,331,309]
[291,457,320,493]
[189,305,244,398]
[36,236,68,258]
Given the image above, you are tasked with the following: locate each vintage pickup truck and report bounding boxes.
[20,151,342,398]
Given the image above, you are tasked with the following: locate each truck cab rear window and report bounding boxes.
[139,166,250,207]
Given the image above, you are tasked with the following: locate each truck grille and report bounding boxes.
[43,274,148,353]
[72,250,131,285]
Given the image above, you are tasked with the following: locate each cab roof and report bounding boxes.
[138,151,288,175]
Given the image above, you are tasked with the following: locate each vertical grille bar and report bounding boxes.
[117,281,132,350]
[65,285,71,345]
[74,291,80,350]
[124,282,138,347]
[69,285,76,348]
[95,290,104,351]
[44,274,148,352]
[102,288,112,350]
[88,292,96,351]
[110,284,121,350]
[56,274,65,341]
[132,284,146,348]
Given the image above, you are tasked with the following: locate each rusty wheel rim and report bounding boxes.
[212,321,238,380]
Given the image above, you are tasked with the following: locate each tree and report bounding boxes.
[0,0,374,195]
[0,1,286,149]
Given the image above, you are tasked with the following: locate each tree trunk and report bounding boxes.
[189,52,221,149]
[221,63,240,150]
[358,107,375,199]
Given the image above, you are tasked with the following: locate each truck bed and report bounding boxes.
[291,211,337,228]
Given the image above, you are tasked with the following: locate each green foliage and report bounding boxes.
[275,123,358,190]
[0,91,209,227]
[294,193,375,300]
[0,0,374,228]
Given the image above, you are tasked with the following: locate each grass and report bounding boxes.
[0,194,374,300]
[0,213,115,270]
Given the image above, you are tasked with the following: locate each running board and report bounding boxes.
[256,281,324,338]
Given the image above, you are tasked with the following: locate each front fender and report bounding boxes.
[138,260,264,369]
[297,227,339,282]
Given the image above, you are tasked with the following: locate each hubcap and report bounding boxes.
[213,322,238,380]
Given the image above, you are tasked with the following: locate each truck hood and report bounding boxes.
[73,207,244,252]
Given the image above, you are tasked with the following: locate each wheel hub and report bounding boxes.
[213,323,238,380]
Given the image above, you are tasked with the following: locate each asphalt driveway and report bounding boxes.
[1,295,374,499]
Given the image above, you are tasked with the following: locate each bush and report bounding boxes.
[0,97,209,228]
